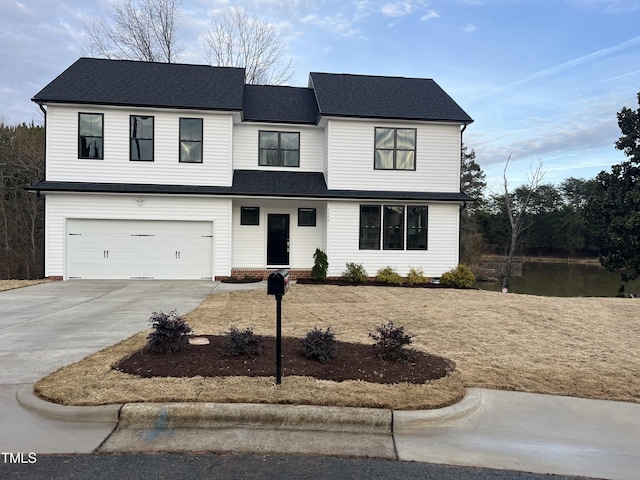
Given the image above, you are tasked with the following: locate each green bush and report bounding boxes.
[223,326,264,357]
[369,321,413,363]
[311,248,329,282]
[439,263,476,288]
[407,267,428,285]
[301,327,337,364]
[375,266,403,285]
[342,262,367,283]
[146,310,192,355]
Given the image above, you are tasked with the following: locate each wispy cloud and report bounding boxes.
[566,0,640,14]
[421,10,440,20]
[463,24,477,32]
[475,35,640,100]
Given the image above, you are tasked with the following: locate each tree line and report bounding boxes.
[461,91,640,291]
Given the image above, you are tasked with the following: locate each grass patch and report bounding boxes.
[0,279,51,292]
[35,284,640,409]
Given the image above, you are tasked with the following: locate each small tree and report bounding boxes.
[311,248,328,282]
[501,155,545,291]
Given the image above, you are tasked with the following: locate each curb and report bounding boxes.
[18,384,481,433]
[119,402,392,434]
[16,384,121,424]
[393,389,483,432]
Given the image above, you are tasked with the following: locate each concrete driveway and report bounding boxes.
[0,280,218,454]
[0,280,218,383]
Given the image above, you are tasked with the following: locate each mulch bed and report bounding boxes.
[115,335,455,385]
[295,278,443,288]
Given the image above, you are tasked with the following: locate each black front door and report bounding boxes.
[267,214,290,265]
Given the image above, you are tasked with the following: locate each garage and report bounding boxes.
[66,219,213,279]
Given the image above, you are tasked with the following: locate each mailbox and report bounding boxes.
[267,269,289,296]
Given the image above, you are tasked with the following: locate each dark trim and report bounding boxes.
[374,127,417,171]
[130,115,154,162]
[179,117,203,164]
[32,99,244,113]
[78,112,104,160]
[298,208,316,227]
[258,130,300,167]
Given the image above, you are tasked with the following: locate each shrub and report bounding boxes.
[369,321,413,362]
[375,266,403,285]
[301,327,337,364]
[146,310,192,355]
[439,263,476,288]
[407,267,428,285]
[342,262,367,283]
[223,326,264,357]
[311,248,329,282]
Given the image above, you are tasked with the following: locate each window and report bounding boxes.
[298,208,316,227]
[179,118,203,163]
[78,113,103,159]
[130,115,154,161]
[359,205,381,250]
[359,204,428,250]
[241,207,260,225]
[383,206,404,250]
[259,131,300,167]
[407,206,428,250]
[374,127,416,170]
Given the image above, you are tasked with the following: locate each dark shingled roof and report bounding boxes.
[28,170,474,202]
[243,85,318,124]
[32,58,245,111]
[309,72,473,123]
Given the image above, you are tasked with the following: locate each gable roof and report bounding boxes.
[309,72,473,124]
[32,58,473,124]
[32,58,245,111]
[242,85,318,124]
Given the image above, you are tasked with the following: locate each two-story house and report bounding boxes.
[29,58,473,281]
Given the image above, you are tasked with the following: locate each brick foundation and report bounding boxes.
[46,276,63,281]
[228,269,312,280]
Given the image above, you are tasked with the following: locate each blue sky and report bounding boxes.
[2,0,640,190]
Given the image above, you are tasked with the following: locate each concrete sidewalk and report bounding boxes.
[15,384,640,480]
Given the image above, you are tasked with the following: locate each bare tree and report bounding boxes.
[501,155,545,291]
[202,7,295,85]
[84,0,182,63]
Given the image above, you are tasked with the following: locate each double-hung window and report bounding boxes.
[259,131,300,167]
[374,127,416,170]
[130,115,154,161]
[383,206,404,250]
[179,118,203,163]
[78,113,103,159]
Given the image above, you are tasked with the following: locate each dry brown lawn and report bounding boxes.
[35,284,640,410]
[0,279,50,292]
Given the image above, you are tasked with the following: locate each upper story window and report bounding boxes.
[130,115,154,161]
[78,113,103,159]
[259,131,300,167]
[374,127,416,170]
[179,118,203,163]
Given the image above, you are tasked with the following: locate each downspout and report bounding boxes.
[37,102,46,278]
[37,102,47,189]
[458,123,468,265]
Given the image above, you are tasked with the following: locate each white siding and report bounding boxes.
[326,118,461,192]
[326,201,459,278]
[232,123,324,172]
[45,193,232,279]
[46,104,233,186]
[232,199,325,269]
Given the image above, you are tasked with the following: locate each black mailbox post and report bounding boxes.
[267,269,289,384]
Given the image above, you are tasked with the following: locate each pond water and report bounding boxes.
[475,261,640,297]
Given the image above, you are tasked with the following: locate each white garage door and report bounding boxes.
[66,219,213,279]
